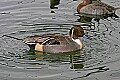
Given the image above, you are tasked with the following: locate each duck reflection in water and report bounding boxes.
[23,25,84,54]
[29,49,84,69]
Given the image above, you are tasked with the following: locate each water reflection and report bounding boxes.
[25,49,84,69]
[75,11,119,23]
[77,16,92,23]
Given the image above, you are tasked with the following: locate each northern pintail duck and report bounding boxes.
[23,25,84,53]
[77,0,119,16]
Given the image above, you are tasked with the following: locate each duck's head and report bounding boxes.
[69,25,84,39]
[77,0,92,12]
[69,25,84,49]
[81,0,92,5]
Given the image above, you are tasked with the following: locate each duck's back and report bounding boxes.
[80,4,110,15]
[79,1,115,15]
[43,36,80,53]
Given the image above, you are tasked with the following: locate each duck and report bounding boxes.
[50,0,60,9]
[77,0,119,16]
[23,25,84,54]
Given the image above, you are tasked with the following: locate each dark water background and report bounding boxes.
[0,0,120,80]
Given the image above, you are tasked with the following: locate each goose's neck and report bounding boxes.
[72,38,83,49]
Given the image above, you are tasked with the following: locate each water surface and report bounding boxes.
[0,0,120,80]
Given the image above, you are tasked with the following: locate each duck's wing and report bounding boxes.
[80,4,109,15]
[93,1,116,12]
[43,36,80,53]
[23,34,56,44]
[57,36,80,50]
[23,36,42,44]
[99,2,116,12]
[80,1,116,15]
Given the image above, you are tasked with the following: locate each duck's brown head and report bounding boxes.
[69,25,84,39]
[77,0,92,12]
[83,0,92,4]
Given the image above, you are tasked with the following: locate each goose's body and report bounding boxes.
[23,25,84,53]
[77,0,117,16]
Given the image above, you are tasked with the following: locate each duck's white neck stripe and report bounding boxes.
[72,38,83,49]
[72,38,80,45]
[71,28,74,38]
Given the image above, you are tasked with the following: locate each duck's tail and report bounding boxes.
[2,35,23,40]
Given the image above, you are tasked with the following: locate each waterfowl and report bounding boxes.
[50,0,60,9]
[23,25,84,53]
[77,0,118,16]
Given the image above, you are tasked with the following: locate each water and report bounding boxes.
[0,0,120,80]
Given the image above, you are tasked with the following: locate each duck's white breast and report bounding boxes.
[72,38,83,49]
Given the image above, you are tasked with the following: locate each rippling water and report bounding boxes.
[0,0,120,80]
